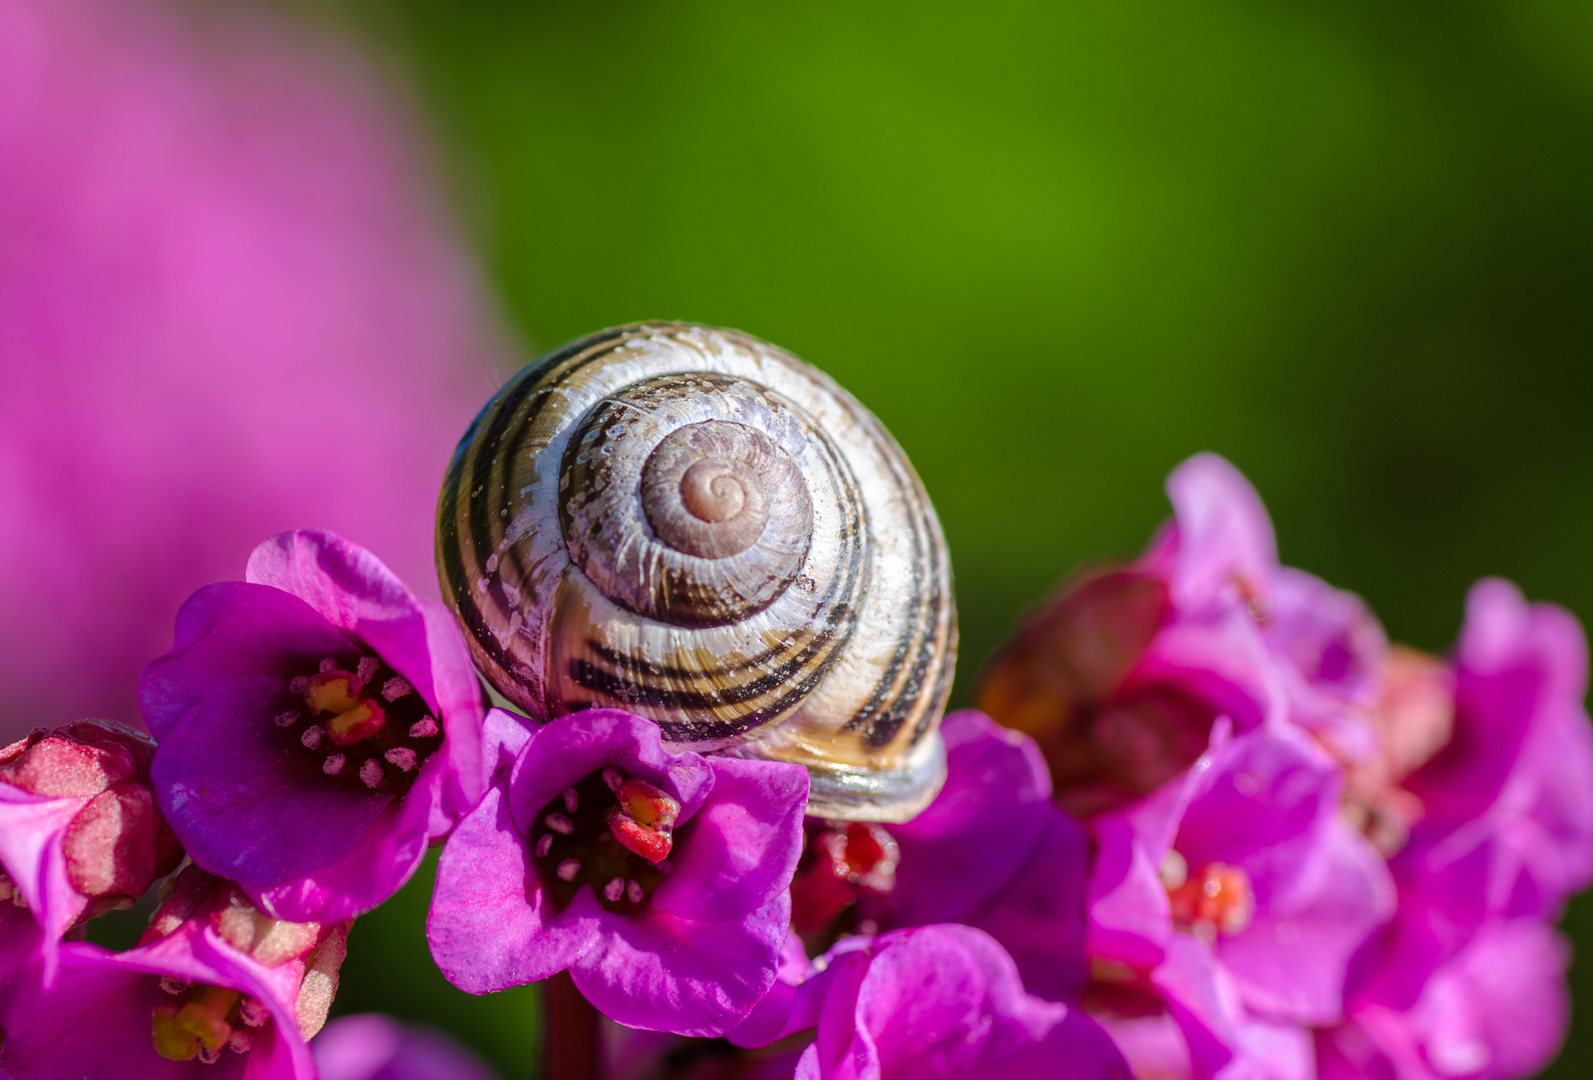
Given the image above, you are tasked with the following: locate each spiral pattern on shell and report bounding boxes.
[436,323,956,820]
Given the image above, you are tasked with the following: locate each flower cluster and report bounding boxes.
[2,452,1589,1080]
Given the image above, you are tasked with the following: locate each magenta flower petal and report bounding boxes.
[153,675,390,888]
[144,531,487,923]
[245,530,487,820]
[1152,936,1314,1080]
[1218,823,1397,1026]
[1400,579,1593,923]
[480,707,536,781]
[571,893,793,1038]
[878,712,1055,926]
[255,788,438,925]
[1324,919,1571,1080]
[0,923,315,1079]
[427,786,600,993]
[788,926,1130,1080]
[652,756,808,923]
[0,903,43,1026]
[1266,567,1388,711]
[1086,813,1174,971]
[507,710,715,837]
[1409,920,1570,1080]
[139,582,356,741]
[0,786,85,966]
[1159,453,1278,615]
[314,1014,501,1080]
[964,810,1092,1004]
[429,710,809,1036]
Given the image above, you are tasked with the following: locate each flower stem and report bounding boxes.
[541,970,603,1080]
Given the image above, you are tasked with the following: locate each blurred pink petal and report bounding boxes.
[0,0,508,740]
[314,1014,500,1080]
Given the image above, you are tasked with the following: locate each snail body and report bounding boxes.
[437,323,955,820]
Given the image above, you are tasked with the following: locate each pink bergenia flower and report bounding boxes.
[1091,934,1316,1080]
[140,530,487,924]
[1319,919,1570,1080]
[0,865,345,1078]
[975,564,1281,818]
[732,925,1130,1080]
[1340,645,1457,856]
[0,0,505,743]
[1142,454,1390,756]
[314,1014,500,1080]
[1084,724,1394,1078]
[1314,579,1593,1080]
[977,453,1390,818]
[427,709,809,1037]
[788,711,1091,1004]
[0,720,182,972]
[1394,579,1593,934]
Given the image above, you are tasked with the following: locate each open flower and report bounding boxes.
[1084,723,1393,1077]
[976,454,1389,818]
[732,925,1130,1080]
[140,530,487,923]
[427,709,808,1037]
[1316,579,1593,1080]
[1392,579,1593,936]
[787,711,1091,1004]
[1143,454,1389,752]
[1087,724,1396,1021]
[0,864,345,1079]
[1089,933,1316,1080]
[1319,919,1570,1080]
[0,719,182,971]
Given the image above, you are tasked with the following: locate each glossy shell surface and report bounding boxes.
[436,323,956,820]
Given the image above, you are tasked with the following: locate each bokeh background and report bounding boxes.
[10,0,1593,1076]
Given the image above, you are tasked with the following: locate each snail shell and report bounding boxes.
[436,323,956,821]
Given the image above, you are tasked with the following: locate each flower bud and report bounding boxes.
[0,720,182,910]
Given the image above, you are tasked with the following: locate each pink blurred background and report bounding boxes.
[0,0,512,741]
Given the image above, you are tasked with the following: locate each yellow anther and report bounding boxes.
[306,672,362,715]
[325,699,386,746]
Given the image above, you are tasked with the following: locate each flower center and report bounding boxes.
[1161,851,1254,942]
[528,768,679,913]
[789,821,899,946]
[273,655,441,796]
[150,981,269,1063]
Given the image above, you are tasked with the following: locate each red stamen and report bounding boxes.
[1166,860,1254,937]
[613,778,679,830]
[606,777,680,863]
[324,699,386,746]
[608,811,674,862]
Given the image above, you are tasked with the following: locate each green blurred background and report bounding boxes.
[275,1,1593,1075]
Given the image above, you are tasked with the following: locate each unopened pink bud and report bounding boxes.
[63,782,183,900]
[0,721,149,798]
